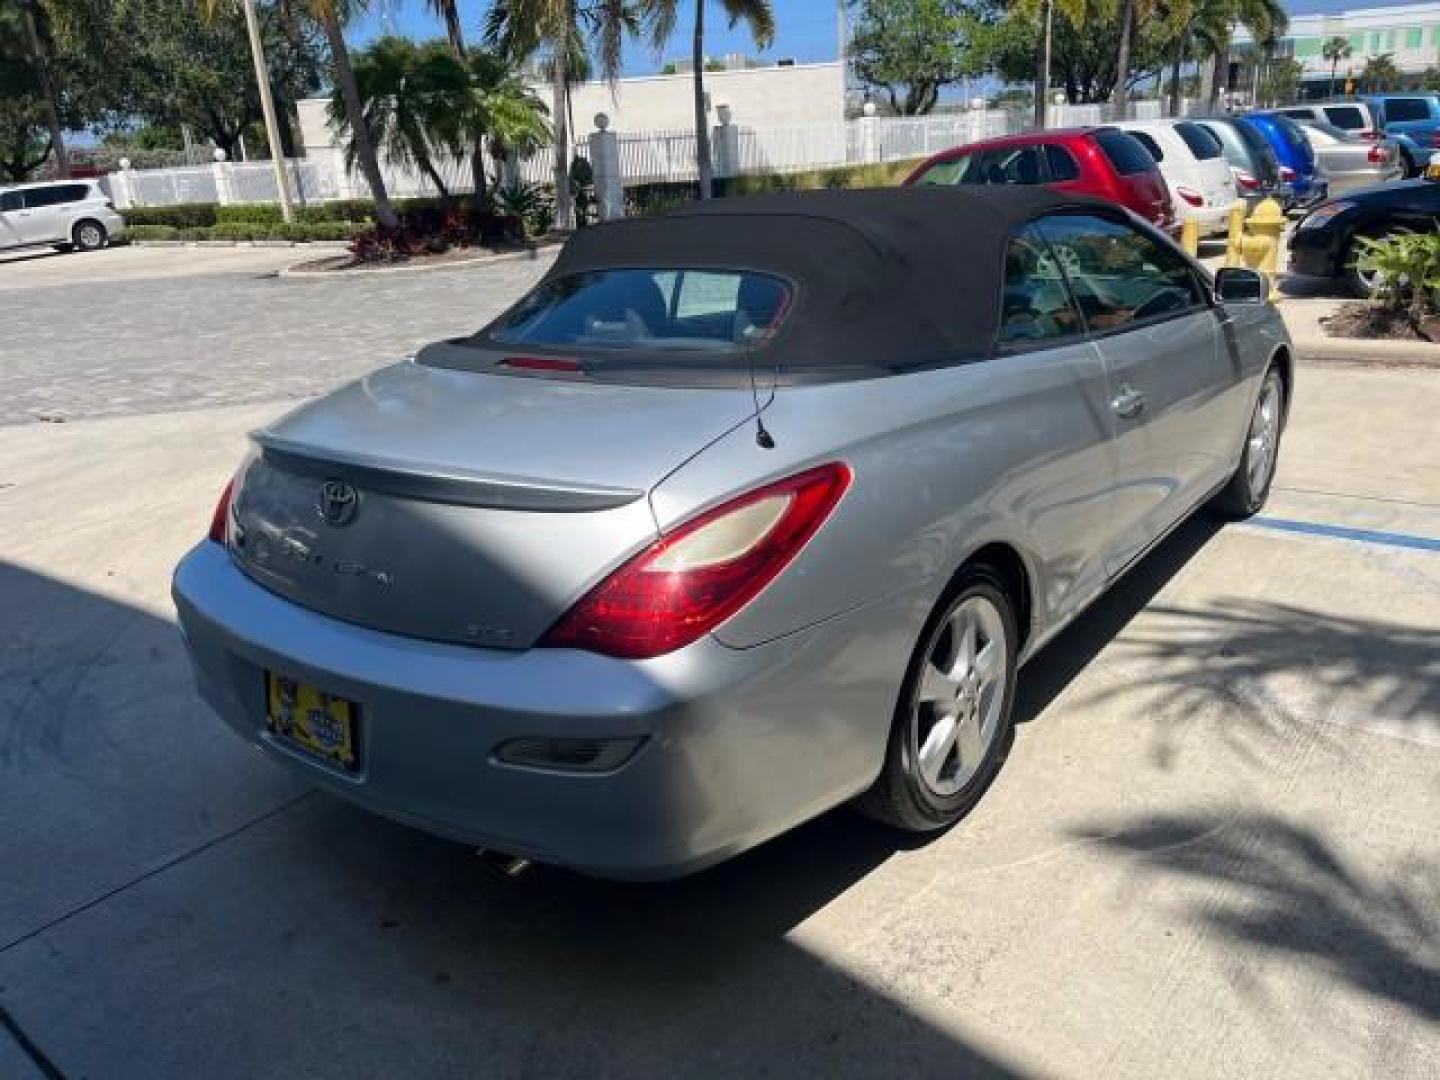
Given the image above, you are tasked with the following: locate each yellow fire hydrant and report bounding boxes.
[1244,197,1286,276]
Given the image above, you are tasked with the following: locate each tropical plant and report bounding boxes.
[485,0,646,229]
[1322,34,1351,98]
[331,36,469,202]
[1359,52,1401,93]
[493,178,554,235]
[467,48,551,202]
[1352,232,1440,324]
[644,0,774,197]
[1256,56,1302,107]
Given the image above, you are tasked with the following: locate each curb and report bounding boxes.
[1293,338,1440,367]
[277,240,563,280]
[129,239,356,250]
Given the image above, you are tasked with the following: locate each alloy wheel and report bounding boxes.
[911,595,1008,798]
[1246,375,1282,497]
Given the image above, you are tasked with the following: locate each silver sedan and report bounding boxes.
[1298,120,1405,196]
[173,187,1292,879]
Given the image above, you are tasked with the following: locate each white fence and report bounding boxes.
[107,98,1200,210]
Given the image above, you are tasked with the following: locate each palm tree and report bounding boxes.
[426,0,466,58]
[0,1,69,176]
[646,1,774,199]
[1190,0,1285,109]
[467,49,551,198]
[203,0,398,231]
[486,1,643,229]
[1360,52,1401,92]
[1322,35,1351,98]
[332,37,469,202]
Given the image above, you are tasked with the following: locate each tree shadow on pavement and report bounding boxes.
[1075,596,1440,768]
[1072,811,1440,1023]
[1014,514,1224,728]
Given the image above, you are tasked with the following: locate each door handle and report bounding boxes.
[1111,385,1146,419]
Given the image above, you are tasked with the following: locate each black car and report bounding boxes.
[1289,177,1440,295]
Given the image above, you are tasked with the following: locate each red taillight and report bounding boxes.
[1430,132,1440,148]
[1175,185,1204,207]
[1368,144,1392,164]
[502,356,582,372]
[1236,171,1261,190]
[539,463,852,659]
[1279,165,1296,182]
[208,479,234,544]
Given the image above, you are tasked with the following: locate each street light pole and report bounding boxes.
[239,0,295,223]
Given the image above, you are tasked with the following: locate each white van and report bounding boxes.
[1112,119,1239,236]
[0,179,126,253]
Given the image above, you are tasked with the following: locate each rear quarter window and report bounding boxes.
[910,154,982,185]
[1174,122,1223,160]
[1383,98,1431,122]
[1093,129,1156,176]
[1044,144,1080,181]
[1323,105,1366,130]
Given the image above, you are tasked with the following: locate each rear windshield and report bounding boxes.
[1383,98,1431,123]
[1128,131,1164,162]
[1174,122,1223,160]
[484,268,792,354]
[1323,105,1366,130]
[1093,129,1155,176]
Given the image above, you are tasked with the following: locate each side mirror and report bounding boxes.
[1214,267,1267,304]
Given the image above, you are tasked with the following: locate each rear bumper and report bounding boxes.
[172,542,905,879]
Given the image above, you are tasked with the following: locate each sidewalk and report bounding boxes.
[1275,276,1440,366]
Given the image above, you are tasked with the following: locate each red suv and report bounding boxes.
[904,127,1176,232]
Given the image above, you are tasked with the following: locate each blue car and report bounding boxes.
[1247,112,1328,208]
[1364,94,1440,177]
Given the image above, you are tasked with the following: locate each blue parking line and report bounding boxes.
[1249,516,1440,553]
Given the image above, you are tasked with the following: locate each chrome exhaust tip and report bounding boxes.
[476,849,532,878]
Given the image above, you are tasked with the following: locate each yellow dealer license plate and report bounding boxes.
[265,673,359,771]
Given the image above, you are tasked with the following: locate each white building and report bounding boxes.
[1234,2,1440,96]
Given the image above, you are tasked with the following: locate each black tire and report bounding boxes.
[1399,147,1418,179]
[1212,365,1286,519]
[72,219,107,252]
[857,565,1018,832]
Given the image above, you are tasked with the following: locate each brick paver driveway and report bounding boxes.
[0,247,555,426]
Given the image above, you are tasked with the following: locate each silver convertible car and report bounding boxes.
[174,188,1291,879]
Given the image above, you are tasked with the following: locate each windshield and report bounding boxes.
[483,268,793,355]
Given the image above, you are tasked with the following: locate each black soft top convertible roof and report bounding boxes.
[544,186,1114,374]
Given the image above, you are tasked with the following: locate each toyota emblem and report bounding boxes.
[317,479,359,526]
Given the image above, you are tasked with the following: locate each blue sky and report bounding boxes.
[351,0,847,75]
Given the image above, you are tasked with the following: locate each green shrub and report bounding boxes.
[122,204,217,228]
[215,203,284,225]
[126,224,179,241]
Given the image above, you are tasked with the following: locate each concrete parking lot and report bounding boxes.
[1,248,1437,1078]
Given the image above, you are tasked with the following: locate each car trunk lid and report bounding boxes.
[230,356,760,649]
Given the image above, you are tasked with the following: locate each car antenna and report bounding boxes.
[746,338,776,449]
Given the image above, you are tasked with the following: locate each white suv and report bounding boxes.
[1112,119,1240,236]
[0,179,126,253]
